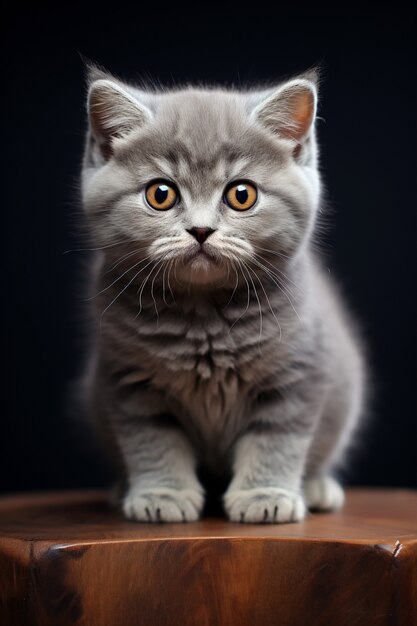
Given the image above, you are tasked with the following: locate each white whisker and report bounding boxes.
[167,259,175,303]
[63,239,133,254]
[247,262,282,342]
[242,260,263,350]
[150,260,165,320]
[88,254,153,301]
[229,258,251,333]
[105,246,149,274]
[99,261,153,329]
[161,259,170,306]
[250,257,301,322]
[136,260,162,319]
[252,248,302,294]
[252,244,292,261]
[222,260,240,311]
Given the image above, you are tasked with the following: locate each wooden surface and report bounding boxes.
[0,488,416,626]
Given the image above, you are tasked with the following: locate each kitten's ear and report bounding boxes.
[252,78,317,147]
[88,79,152,159]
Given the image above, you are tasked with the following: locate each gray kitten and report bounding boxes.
[80,67,365,524]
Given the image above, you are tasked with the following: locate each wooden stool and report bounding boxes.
[1,489,416,625]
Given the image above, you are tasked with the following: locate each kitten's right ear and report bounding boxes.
[88,79,152,160]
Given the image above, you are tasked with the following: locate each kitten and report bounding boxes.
[80,66,365,523]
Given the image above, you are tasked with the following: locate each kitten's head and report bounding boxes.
[82,69,320,288]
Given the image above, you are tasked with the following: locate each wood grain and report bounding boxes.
[0,489,416,626]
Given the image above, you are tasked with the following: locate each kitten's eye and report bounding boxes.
[145,181,179,210]
[224,181,257,211]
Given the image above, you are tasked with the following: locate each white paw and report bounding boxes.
[123,487,204,522]
[304,475,345,511]
[224,487,306,524]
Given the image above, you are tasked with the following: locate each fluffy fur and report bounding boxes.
[80,67,365,523]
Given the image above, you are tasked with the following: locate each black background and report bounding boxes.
[2,4,416,493]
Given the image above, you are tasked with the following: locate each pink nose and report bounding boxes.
[186,227,215,244]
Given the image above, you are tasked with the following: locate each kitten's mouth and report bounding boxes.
[177,244,226,285]
[185,245,219,265]
[196,249,213,260]
[168,243,234,287]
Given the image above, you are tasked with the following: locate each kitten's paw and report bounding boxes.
[123,487,204,523]
[304,475,345,511]
[224,487,306,524]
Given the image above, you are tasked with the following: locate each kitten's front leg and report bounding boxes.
[224,386,320,524]
[93,357,204,522]
[102,381,204,522]
[120,421,205,523]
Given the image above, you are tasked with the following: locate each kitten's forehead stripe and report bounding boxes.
[117,90,287,192]
[149,157,177,180]
[146,148,253,197]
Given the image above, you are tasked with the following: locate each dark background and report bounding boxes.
[2,4,416,493]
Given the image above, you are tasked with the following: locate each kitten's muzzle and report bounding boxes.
[186,227,216,244]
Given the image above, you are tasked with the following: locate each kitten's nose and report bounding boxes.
[186,227,216,244]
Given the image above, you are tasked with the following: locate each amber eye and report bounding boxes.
[224,181,257,211]
[145,181,179,210]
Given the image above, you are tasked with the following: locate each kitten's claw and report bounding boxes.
[304,475,345,511]
[123,487,204,522]
[224,487,306,524]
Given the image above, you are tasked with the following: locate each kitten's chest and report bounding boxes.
[136,301,280,445]
[140,303,244,396]
[138,300,275,381]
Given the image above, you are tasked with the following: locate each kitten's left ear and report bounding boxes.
[251,78,317,147]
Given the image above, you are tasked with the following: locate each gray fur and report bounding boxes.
[80,68,365,523]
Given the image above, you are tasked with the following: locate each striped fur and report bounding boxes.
[80,69,365,523]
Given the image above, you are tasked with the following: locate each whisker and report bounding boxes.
[225,258,231,284]
[252,254,296,298]
[229,258,251,333]
[162,259,170,306]
[252,249,302,294]
[63,239,133,254]
[173,258,180,284]
[222,260,240,311]
[99,261,153,329]
[87,255,153,301]
[105,247,149,274]
[247,262,282,342]
[150,260,165,320]
[252,244,292,261]
[136,261,161,319]
[250,257,301,322]
[242,260,263,350]
[250,254,297,298]
[135,259,157,295]
[167,259,176,303]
